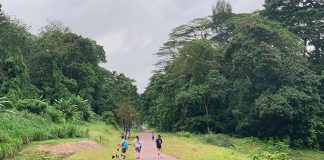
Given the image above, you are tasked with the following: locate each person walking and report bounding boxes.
[152,132,155,141]
[118,136,128,160]
[133,135,142,159]
[155,135,163,158]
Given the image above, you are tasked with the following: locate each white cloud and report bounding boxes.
[1,0,265,93]
[96,30,130,55]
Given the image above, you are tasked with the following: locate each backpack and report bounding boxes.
[122,139,128,149]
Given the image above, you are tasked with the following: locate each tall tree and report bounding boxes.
[262,0,324,73]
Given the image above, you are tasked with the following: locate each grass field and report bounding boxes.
[14,122,324,160]
[16,122,136,160]
[160,132,324,160]
[68,122,136,160]
[161,133,249,160]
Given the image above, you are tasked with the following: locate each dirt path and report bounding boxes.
[138,131,177,160]
[37,140,102,157]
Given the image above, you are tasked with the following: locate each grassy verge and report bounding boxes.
[67,122,136,160]
[0,110,88,159]
[15,121,137,160]
[161,133,249,160]
[160,132,324,160]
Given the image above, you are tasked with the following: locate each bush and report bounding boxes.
[251,141,290,160]
[15,99,48,115]
[15,99,65,123]
[175,131,194,138]
[0,97,14,109]
[54,98,81,121]
[69,95,94,121]
[45,105,64,123]
[102,111,118,129]
[202,134,235,148]
[251,151,289,160]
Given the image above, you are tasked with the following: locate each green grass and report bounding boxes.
[161,133,249,160]
[0,109,88,159]
[159,132,324,160]
[67,122,136,160]
[15,121,137,160]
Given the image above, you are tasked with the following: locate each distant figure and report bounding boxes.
[152,132,155,141]
[133,135,142,159]
[155,135,163,158]
[118,136,128,159]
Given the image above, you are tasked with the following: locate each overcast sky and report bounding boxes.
[1,0,264,93]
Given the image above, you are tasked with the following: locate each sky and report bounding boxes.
[1,0,264,93]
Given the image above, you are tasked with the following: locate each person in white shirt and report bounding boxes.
[133,136,142,159]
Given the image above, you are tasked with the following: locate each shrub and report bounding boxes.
[69,95,94,121]
[102,111,118,129]
[15,99,65,123]
[15,99,48,115]
[202,134,235,148]
[251,151,289,160]
[0,97,13,109]
[175,131,194,138]
[251,141,290,160]
[45,105,64,123]
[54,98,81,121]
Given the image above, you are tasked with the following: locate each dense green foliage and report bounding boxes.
[143,0,323,149]
[0,5,140,120]
[0,4,141,159]
[261,0,324,74]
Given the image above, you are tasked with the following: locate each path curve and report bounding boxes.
[137,131,177,160]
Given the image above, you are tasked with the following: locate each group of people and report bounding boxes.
[115,132,163,159]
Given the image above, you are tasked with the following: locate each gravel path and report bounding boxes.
[37,140,102,157]
[137,131,177,160]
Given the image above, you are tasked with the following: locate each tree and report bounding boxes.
[144,9,323,148]
[0,7,39,100]
[116,102,139,137]
[224,15,321,148]
[262,0,324,74]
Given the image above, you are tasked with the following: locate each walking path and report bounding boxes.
[137,130,177,160]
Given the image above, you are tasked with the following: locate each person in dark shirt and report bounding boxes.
[155,135,163,158]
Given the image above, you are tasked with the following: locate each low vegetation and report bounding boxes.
[162,132,324,160]
[0,110,88,159]
[15,122,136,160]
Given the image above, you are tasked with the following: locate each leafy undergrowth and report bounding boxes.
[0,110,88,159]
[162,132,324,160]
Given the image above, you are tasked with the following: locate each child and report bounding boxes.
[133,136,142,159]
[118,136,128,159]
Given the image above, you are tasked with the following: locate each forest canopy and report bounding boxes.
[142,0,324,149]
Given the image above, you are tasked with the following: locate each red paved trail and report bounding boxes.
[136,131,177,160]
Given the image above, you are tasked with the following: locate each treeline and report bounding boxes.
[142,0,323,149]
[0,5,140,118]
[0,5,140,157]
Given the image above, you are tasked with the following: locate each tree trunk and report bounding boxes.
[204,99,210,134]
